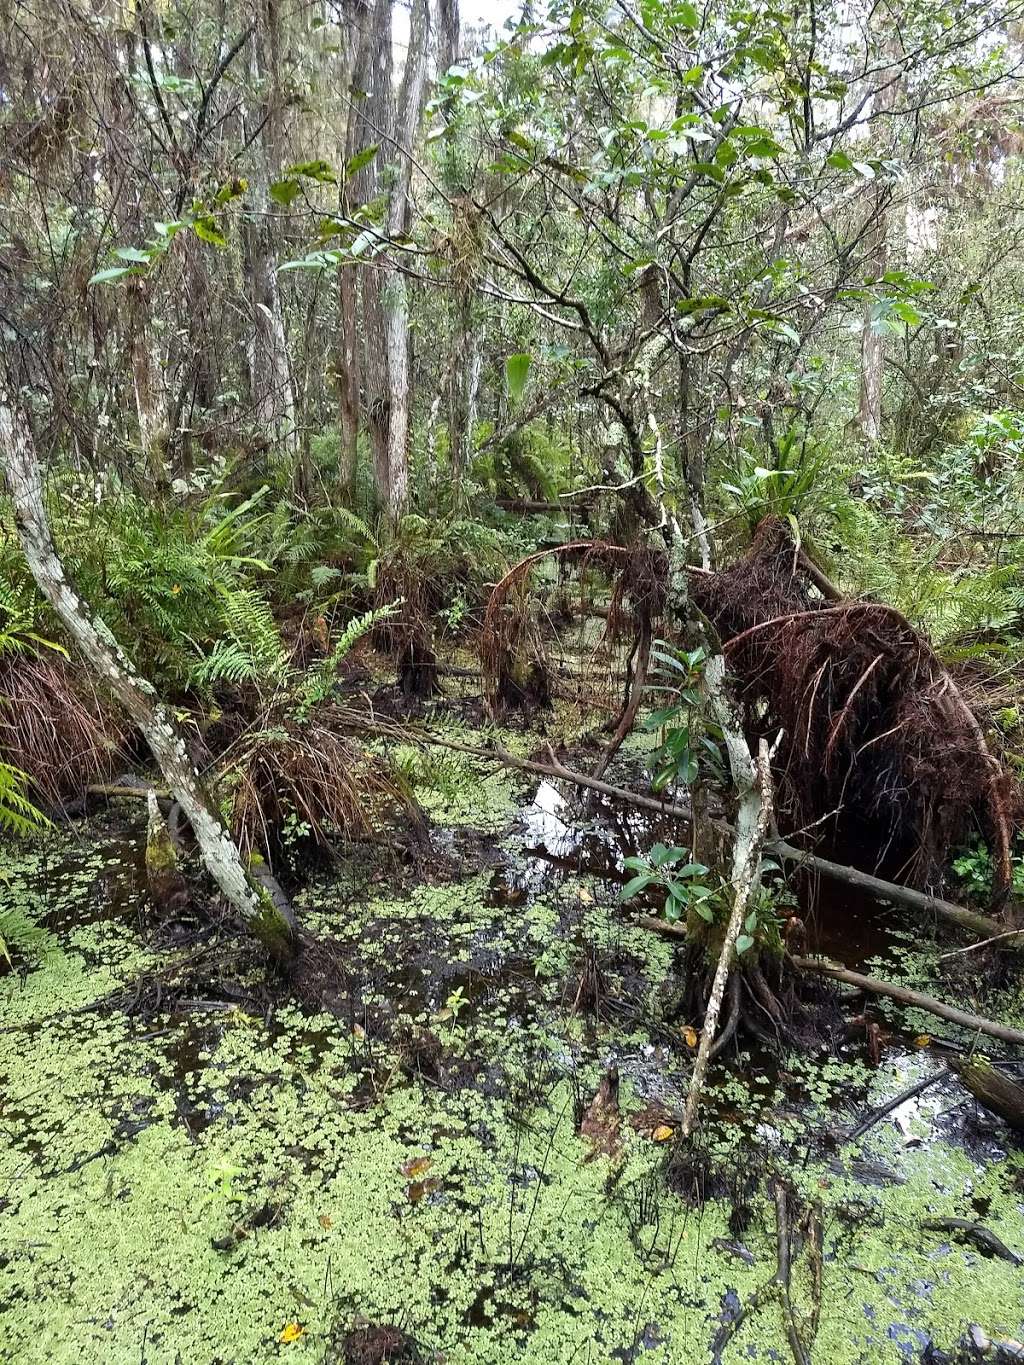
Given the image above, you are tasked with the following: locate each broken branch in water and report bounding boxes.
[922,1217,1023,1266]
[790,957,1024,1045]
[844,1068,951,1144]
[682,737,775,1139]
[411,732,1003,941]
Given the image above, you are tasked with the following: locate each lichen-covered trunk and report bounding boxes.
[357,0,429,524]
[448,285,482,491]
[0,389,297,963]
[129,278,167,487]
[337,263,360,499]
[681,735,773,1138]
[244,0,298,454]
[857,39,902,445]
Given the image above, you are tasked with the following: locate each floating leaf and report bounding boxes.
[683,1025,698,1048]
[652,1124,675,1142]
[279,1323,305,1344]
[914,1034,931,1049]
[401,1156,432,1179]
[318,1213,333,1228]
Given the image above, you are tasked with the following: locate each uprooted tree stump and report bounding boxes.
[690,517,1021,911]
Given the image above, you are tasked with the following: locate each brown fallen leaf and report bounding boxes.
[408,1177,441,1205]
[652,1124,674,1143]
[318,1213,333,1229]
[401,1156,432,1179]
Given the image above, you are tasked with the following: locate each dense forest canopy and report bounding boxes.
[2,0,1024,1361]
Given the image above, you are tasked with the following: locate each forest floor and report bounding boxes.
[2,681,1024,1364]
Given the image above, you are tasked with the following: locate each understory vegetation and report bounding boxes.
[2,0,1024,1360]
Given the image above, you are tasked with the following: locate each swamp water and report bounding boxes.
[2,734,1024,1363]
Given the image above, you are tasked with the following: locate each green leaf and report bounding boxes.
[285,158,337,184]
[620,873,656,901]
[826,151,854,172]
[344,143,380,179]
[505,352,531,402]
[735,934,755,954]
[694,902,714,922]
[192,216,227,247]
[114,246,152,264]
[88,265,138,285]
[270,178,302,207]
[675,0,699,26]
[891,299,922,326]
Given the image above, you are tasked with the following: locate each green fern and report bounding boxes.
[0,762,50,838]
[295,602,399,715]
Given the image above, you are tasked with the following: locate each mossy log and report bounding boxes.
[145,791,190,917]
[949,1055,1024,1133]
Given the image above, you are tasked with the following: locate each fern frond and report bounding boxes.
[0,762,50,837]
[294,601,399,714]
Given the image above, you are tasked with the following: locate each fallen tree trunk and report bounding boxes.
[790,957,1024,1045]
[419,735,1003,941]
[0,387,296,963]
[948,1055,1024,1132]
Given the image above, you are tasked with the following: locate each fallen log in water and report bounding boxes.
[790,957,1024,1045]
[948,1055,1024,1132]
[421,736,1004,941]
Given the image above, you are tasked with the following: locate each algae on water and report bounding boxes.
[3,803,1024,1364]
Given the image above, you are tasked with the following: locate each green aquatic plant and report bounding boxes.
[618,842,714,925]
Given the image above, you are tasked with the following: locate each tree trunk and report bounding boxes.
[129,280,167,488]
[857,39,903,444]
[358,0,430,524]
[244,0,298,454]
[0,388,297,963]
[336,0,372,500]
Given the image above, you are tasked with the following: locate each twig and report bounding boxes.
[844,1068,950,1143]
[939,929,1024,960]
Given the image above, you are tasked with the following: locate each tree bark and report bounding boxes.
[358,0,430,523]
[336,0,372,499]
[857,38,902,444]
[948,1055,1024,1132]
[244,0,298,454]
[0,388,296,962]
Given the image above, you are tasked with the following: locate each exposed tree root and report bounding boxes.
[691,517,1021,909]
[480,539,666,718]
